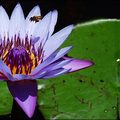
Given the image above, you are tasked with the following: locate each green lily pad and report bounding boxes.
[38,19,120,119]
[0,19,119,119]
[0,82,12,115]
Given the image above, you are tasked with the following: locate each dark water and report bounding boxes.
[0,0,120,30]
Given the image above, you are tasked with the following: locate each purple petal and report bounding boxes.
[31,37,40,45]
[0,6,9,42]
[32,59,72,79]
[30,49,57,76]
[13,74,33,81]
[0,74,7,80]
[34,11,52,50]
[9,3,25,40]
[40,59,72,73]
[7,80,37,118]
[0,60,14,81]
[42,68,70,79]
[52,46,72,62]
[63,57,94,72]
[26,5,41,40]
[30,46,72,76]
[48,10,58,37]
[43,25,74,60]
[32,71,47,79]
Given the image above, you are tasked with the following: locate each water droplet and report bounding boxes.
[38,84,45,90]
[116,59,120,62]
[104,109,108,113]
[112,106,116,110]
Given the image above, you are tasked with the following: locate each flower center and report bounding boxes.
[4,46,36,75]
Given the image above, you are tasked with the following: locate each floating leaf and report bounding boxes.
[0,82,12,115]
[38,19,120,119]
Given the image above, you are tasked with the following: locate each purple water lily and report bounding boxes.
[0,3,93,118]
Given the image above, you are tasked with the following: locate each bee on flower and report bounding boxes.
[0,3,93,118]
[30,16,42,23]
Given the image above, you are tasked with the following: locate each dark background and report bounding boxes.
[0,0,120,31]
[0,0,120,120]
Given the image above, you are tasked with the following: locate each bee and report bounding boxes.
[30,16,42,23]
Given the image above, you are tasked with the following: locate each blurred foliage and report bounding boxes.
[38,19,120,119]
